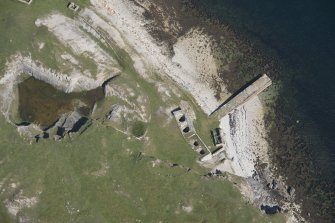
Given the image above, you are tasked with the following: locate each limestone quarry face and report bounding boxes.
[0,52,149,141]
[0,10,124,141]
[35,13,121,83]
[0,54,106,141]
[0,1,305,222]
[18,77,103,127]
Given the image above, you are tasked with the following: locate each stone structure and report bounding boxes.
[67,2,80,12]
[211,128,222,145]
[53,111,89,139]
[172,105,209,155]
[200,146,225,163]
[212,74,272,119]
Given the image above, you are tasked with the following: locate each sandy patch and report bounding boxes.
[172,28,225,97]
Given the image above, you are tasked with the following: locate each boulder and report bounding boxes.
[287,186,295,196]
[62,111,82,131]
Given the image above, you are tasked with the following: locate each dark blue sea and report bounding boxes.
[191,0,335,222]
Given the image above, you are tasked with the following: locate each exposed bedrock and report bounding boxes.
[0,56,114,141]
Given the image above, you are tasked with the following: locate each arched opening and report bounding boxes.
[182,126,190,133]
[199,150,205,155]
[179,115,186,122]
[193,141,199,147]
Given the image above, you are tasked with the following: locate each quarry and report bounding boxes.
[0,0,304,222]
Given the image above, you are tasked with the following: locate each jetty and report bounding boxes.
[211,74,272,119]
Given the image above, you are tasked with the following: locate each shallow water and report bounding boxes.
[18,77,104,128]
[191,0,335,221]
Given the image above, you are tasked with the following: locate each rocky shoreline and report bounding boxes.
[86,0,305,221]
[185,1,335,222]
[0,0,313,221]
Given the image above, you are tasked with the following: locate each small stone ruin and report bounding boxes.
[67,2,80,12]
[172,103,209,155]
[211,128,223,145]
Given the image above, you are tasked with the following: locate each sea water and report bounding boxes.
[191,0,335,221]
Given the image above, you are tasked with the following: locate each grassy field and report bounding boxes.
[0,0,95,75]
[0,116,285,223]
[0,0,285,222]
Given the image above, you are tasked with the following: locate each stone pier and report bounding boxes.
[211,74,272,119]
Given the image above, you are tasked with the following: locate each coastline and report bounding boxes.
[91,0,222,114]
[87,0,303,221]
[0,0,315,222]
[218,97,270,179]
[189,1,335,221]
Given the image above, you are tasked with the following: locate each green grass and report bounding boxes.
[0,202,12,223]
[0,1,286,222]
[131,121,147,137]
[0,117,285,223]
[0,0,92,75]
